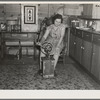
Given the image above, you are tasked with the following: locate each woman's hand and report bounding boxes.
[36,42,41,46]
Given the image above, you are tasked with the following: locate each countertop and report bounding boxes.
[75,27,100,35]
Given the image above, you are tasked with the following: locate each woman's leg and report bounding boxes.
[53,53,60,70]
[53,46,63,70]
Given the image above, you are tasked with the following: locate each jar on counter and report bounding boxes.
[84,20,88,28]
[71,20,79,27]
[7,25,11,32]
[1,23,6,31]
[79,19,84,28]
[92,21,97,30]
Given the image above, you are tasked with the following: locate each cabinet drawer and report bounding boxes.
[76,29,82,39]
[93,34,100,46]
[83,31,92,42]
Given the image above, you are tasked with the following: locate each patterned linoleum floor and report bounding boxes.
[0,56,100,90]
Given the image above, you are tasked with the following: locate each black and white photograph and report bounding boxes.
[1,1,100,91]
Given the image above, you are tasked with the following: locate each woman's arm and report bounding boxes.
[40,26,50,44]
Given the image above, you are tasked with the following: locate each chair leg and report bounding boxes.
[63,54,66,66]
[33,42,35,60]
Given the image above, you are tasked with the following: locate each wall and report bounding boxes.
[38,4,65,19]
[0,4,20,22]
[0,4,83,24]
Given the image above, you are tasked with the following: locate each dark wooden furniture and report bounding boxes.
[69,27,100,81]
[0,31,38,60]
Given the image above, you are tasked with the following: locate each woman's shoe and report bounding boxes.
[38,70,43,75]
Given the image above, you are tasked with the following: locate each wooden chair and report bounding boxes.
[58,28,68,66]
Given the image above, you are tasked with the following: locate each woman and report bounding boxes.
[38,14,66,75]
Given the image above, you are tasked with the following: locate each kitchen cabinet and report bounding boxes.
[69,28,100,81]
[81,31,92,71]
[69,29,92,68]
[91,34,100,80]
[83,4,100,19]
[69,28,76,59]
[0,33,1,59]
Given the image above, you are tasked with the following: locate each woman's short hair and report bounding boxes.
[52,14,63,24]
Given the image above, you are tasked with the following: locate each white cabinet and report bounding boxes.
[83,4,100,19]
[64,4,83,16]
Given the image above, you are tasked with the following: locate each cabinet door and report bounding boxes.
[87,4,93,18]
[69,33,76,58]
[75,37,82,63]
[83,4,88,17]
[0,36,1,59]
[81,41,92,71]
[91,44,100,80]
[83,4,93,18]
